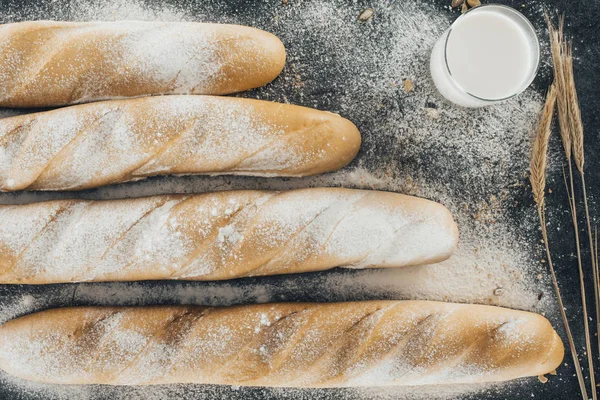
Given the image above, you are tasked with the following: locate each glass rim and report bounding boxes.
[443,3,541,103]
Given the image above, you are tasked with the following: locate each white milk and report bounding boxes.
[430,5,539,108]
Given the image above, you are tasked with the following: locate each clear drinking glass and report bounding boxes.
[430,4,540,108]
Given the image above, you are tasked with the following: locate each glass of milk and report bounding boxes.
[430,4,540,108]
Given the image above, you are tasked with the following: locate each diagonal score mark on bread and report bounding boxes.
[2,25,84,102]
[207,309,313,382]
[285,306,389,386]
[111,307,206,384]
[233,193,369,278]
[170,196,254,279]
[128,117,203,178]
[101,196,193,281]
[237,199,337,277]
[32,109,120,186]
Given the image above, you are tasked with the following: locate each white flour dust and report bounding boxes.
[0,0,558,399]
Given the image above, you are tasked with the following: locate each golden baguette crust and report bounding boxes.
[0,96,361,191]
[0,301,564,387]
[0,188,458,284]
[0,21,286,107]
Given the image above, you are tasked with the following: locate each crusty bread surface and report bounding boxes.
[0,301,564,387]
[0,188,458,284]
[0,96,361,191]
[0,20,286,107]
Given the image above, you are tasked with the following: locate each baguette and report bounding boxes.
[0,96,361,191]
[0,21,286,107]
[0,301,564,387]
[0,188,458,284]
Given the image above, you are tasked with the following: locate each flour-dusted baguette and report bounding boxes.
[0,301,564,386]
[0,188,458,284]
[0,96,361,191]
[0,21,286,107]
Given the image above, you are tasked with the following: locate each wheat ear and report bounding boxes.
[530,85,556,209]
[564,44,585,172]
[546,14,571,159]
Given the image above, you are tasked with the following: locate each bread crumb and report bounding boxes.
[358,8,374,22]
[537,375,548,383]
[425,107,440,119]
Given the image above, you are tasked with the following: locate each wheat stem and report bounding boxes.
[537,206,588,400]
[596,227,599,329]
[530,84,587,398]
[547,13,598,395]
[594,226,598,286]
[562,163,573,215]
[563,27,598,365]
[564,159,597,398]
[582,173,600,359]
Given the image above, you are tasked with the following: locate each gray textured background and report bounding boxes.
[0,0,599,398]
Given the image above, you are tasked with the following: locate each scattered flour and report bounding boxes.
[0,0,566,399]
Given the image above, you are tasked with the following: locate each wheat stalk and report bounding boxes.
[530,84,588,399]
[583,170,600,355]
[562,161,597,398]
[563,39,600,363]
[555,12,599,386]
[594,226,598,280]
[547,13,597,397]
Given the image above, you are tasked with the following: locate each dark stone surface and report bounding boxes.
[0,0,599,399]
